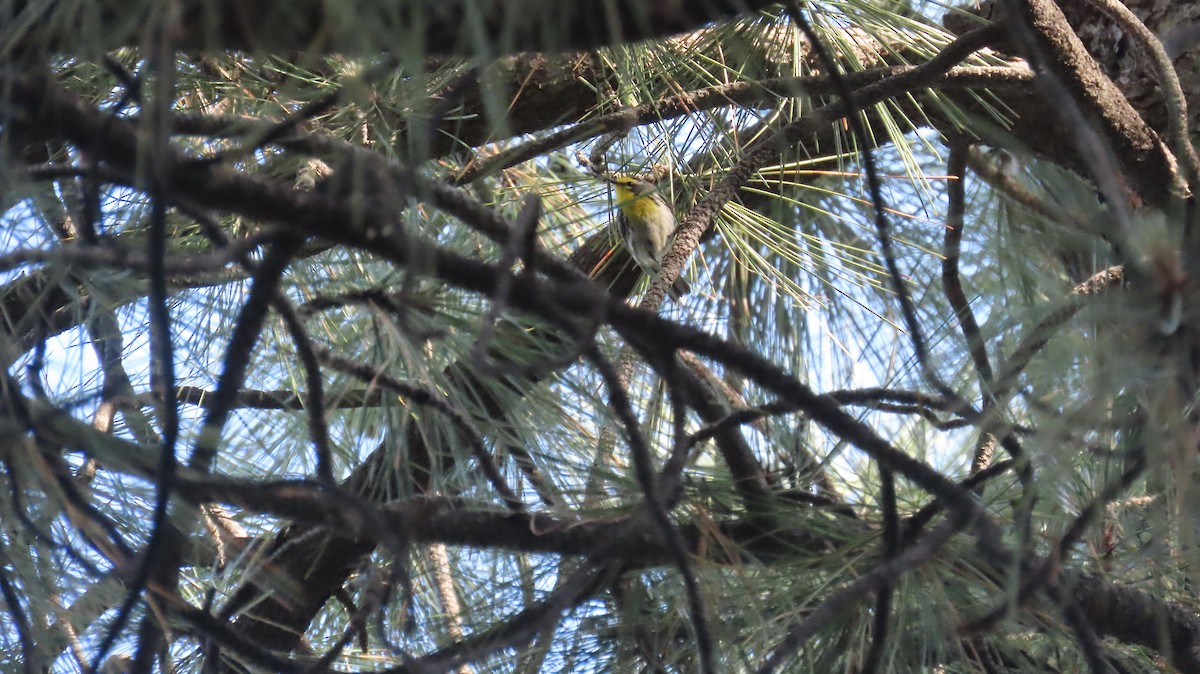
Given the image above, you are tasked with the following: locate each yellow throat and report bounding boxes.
[614,183,664,221]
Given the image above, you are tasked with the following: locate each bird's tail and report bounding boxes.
[669,276,691,301]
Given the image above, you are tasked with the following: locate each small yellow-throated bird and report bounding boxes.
[607,175,691,300]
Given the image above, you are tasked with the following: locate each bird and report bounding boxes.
[606,174,691,300]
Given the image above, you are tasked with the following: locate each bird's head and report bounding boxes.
[606,175,657,202]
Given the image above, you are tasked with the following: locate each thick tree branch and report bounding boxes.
[11,0,780,58]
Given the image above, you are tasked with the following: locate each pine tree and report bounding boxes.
[1,1,1198,672]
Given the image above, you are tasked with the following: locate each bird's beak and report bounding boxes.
[601,175,619,185]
